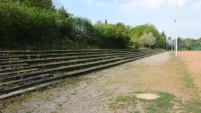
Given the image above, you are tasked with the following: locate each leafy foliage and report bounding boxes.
[0,2,58,49]
[0,1,166,50]
[130,24,165,49]
[140,32,156,47]
[1,0,54,10]
[174,37,201,51]
[94,22,130,48]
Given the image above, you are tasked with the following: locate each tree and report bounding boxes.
[140,32,156,48]
[198,37,201,45]
[57,6,72,19]
[161,31,166,49]
[4,0,55,10]
[105,19,107,25]
[130,24,165,49]
[93,22,130,48]
[0,1,58,49]
[168,37,173,50]
[183,38,193,50]
[177,37,183,50]
[56,6,73,40]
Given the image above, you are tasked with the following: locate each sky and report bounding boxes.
[53,0,201,39]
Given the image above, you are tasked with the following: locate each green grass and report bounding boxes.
[146,92,175,113]
[0,82,2,89]
[181,66,201,112]
[177,58,201,112]
[110,95,138,109]
[184,99,201,113]
[109,91,175,113]
[9,58,19,62]
[183,70,195,89]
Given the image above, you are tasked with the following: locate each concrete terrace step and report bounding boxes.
[0,56,143,100]
[0,55,139,83]
[0,49,164,100]
[0,51,142,65]
[0,55,140,94]
[0,50,139,59]
[0,52,144,73]
[0,54,141,80]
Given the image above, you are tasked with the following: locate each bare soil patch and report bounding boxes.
[179,52,201,92]
[2,52,198,113]
[136,93,160,100]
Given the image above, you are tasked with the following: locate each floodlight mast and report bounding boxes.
[176,0,178,56]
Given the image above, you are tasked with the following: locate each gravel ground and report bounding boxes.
[3,52,189,113]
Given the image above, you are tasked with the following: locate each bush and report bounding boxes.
[95,22,130,49]
[0,2,58,49]
[129,24,165,49]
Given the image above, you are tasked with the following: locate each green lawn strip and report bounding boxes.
[110,91,176,113]
[182,70,201,112]
[183,70,195,89]
[177,56,201,112]
[145,92,175,113]
[184,99,201,113]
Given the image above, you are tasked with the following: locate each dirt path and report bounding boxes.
[179,52,201,93]
[2,52,195,113]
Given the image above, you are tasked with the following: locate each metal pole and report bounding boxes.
[176,0,178,56]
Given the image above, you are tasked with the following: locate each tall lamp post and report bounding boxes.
[176,0,178,56]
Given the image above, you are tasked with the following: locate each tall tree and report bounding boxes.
[161,31,166,49]
[129,24,165,49]
[198,38,201,45]
[57,6,72,19]
[26,0,54,9]
[183,38,193,50]
[168,37,173,50]
[140,32,156,48]
[6,0,54,10]
[56,6,73,40]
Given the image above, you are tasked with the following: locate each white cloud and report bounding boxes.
[167,0,174,7]
[83,0,111,8]
[120,0,165,12]
[171,0,190,8]
[97,1,110,7]
[191,1,201,9]
[178,0,190,7]
[120,0,191,13]
[84,0,95,5]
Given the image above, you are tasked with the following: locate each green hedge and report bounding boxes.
[0,2,164,50]
[0,2,58,49]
